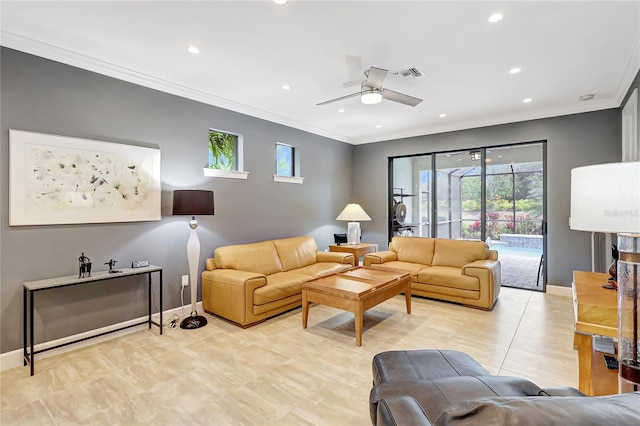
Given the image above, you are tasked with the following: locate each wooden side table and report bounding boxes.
[572,270,618,395]
[329,243,378,265]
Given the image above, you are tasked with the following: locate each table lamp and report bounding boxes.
[336,203,371,245]
[172,189,214,329]
[570,161,640,390]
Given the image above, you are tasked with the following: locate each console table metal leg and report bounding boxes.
[147,273,152,330]
[30,290,35,376]
[159,270,163,335]
[23,287,27,367]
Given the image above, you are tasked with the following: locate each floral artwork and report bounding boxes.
[10,130,161,226]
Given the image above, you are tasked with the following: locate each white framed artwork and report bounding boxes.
[9,130,161,226]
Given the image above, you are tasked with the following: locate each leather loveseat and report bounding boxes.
[370,349,640,426]
[201,236,354,327]
[364,237,500,310]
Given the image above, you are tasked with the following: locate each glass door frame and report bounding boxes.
[388,140,547,290]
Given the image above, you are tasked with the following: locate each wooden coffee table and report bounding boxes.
[302,267,411,346]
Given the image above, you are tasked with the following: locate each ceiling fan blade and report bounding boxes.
[365,67,388,89]
[381,88,423,107]
[316,92,360,106]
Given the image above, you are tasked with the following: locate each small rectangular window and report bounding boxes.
[276,143,294,177]
[208,130,238,171]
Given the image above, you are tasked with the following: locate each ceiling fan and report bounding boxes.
[316,67,423,107]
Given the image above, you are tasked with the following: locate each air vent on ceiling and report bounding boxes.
[392,68,425,81]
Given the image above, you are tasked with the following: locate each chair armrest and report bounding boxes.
[538,387,587,397]
[364,251,397,266]
[317,251,355,265]
[376,396,433,426]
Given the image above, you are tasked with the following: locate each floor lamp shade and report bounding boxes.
[570,161,640,390]
[336,203,371,245]
[172,190,214,329]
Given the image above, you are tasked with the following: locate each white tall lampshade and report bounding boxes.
[173,190,214,329]
[570,161,640,390]
[336,203,371,245]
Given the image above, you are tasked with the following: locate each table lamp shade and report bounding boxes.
[336,203,371,222]
[570,162,640,233]
[172,190,215,216]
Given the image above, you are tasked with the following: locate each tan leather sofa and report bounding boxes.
[364,237,500,310]
[201,236,355,327]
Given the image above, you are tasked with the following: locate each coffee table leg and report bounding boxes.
[355,306,363,346]
[302,289,309,329]
[405,285,412,314]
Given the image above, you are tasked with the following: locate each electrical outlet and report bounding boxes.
[181,275,189,287]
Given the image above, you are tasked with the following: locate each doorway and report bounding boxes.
[389,142,546,291]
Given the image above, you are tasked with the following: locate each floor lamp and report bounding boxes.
[173,189,214,329]
[570,161,640,391]
[336,203,371,245]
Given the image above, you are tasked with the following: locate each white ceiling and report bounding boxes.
[1,1,639,145]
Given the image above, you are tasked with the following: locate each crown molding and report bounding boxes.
[2,30,638,147]
[0,30,354,144]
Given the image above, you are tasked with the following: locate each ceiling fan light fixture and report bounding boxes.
[361,88,382,104]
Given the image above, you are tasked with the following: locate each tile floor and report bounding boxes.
[1,287,577,425]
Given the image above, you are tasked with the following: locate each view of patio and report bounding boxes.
[391,143,545,292]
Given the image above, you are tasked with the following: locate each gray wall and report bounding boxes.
[354,110,622,287]
[0,48,354,353]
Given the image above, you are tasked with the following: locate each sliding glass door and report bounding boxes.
[389,142,546,291]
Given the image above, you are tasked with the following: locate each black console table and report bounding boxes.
[23,265,163,376]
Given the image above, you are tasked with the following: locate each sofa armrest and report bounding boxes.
[317,251,355,266]
[205,258,216,271]
[202,268,267,287]
[201,269,268,326]
[538,387,587,397]
[376,396,433,426]
[364,251,397,266]
[461,259,501,310]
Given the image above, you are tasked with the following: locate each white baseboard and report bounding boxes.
[0,302,201,372]
[546,284,572,298]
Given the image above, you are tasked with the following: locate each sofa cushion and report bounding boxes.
[418,266,480,291]
[214,241,283,275]
[432,239,488,268]
[253,271,311,305]
[434,393,640,426]
[390,237,436,266]
[372,350,490,385]
[371,261,428,281]
[273,236,318,271]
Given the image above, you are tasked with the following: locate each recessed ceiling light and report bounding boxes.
[509,67,521,74]
[523,98,532,103]
[439,113,447,118]
[273,0,287,4]
[338,108,345,113]
[579,94,595,101]
[187,46,200,54]
[281,84,291,90]
[488,13,503,23]
[376,124,383,129]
